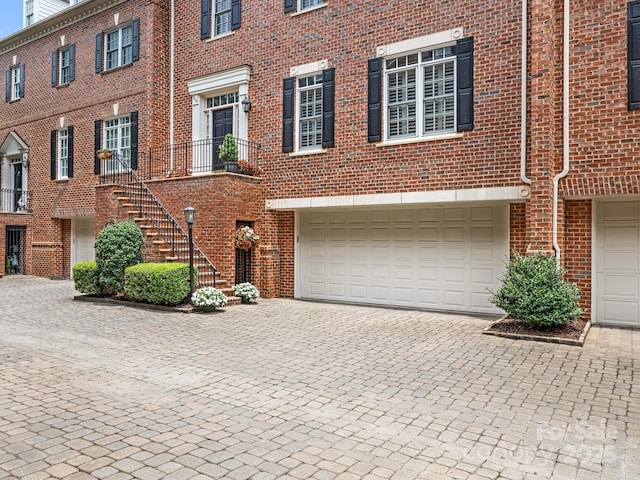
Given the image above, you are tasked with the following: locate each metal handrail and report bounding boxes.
[100,152,217,286]
[0,189,31,213]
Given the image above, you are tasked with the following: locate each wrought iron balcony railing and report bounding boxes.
[0,189,31,213]
[135,137,260,181]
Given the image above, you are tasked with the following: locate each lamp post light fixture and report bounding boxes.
[184,205,196,298]
[241,96,252,113]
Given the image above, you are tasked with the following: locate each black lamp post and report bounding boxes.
[184,205,196,297]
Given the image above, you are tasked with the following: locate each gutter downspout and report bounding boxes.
[552,0,570,265]
[521,0,531,186]
[168,0,175,175]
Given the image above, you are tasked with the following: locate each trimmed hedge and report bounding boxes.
[72,260,101,295]
[124,262,195,306]
[95,221,144,293]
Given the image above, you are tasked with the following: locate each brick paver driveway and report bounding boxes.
[0,276,639,480]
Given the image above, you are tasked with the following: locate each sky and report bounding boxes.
[0,0,24,39]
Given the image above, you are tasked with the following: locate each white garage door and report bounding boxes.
[596,201,640,326]
[298,205,508,313]
[72,218,95,276]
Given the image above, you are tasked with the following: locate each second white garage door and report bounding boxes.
[298,205,508,314]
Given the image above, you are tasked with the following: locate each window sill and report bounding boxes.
[290,3,328,16]
[288,148,327,157]
[206,31,235,42]
[100,62,133,75]
[8,98,21,103]
[55,178,69,182]
[55,82,71,89]
[376,132,464,147]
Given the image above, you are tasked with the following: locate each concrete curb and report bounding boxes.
[72,294,197,313]
[482,315,592,347]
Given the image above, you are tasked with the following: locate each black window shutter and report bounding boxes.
[231,0,241,31]
[367,58,382,142]
[201,0,211,39]
[68,44,75,82]
[18,64,24,98]
[282,77,295,153]
[95,33,103,73]
[456,36,474,131]
[131,19,140,62]
[51,51,58,87]
[50,130,57,180]
[284,0,295,13]
[130,111,139,170]
[5,70,9,102]
[322,68,335,148]
[629,1,640,109]
[94,120,102,174]
[68,126,74,178]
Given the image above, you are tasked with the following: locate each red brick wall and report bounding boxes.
[509,203,527,257]
[564,200,592,321]
[0,0,169,278]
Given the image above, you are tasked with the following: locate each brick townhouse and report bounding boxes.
[2,0,640,327]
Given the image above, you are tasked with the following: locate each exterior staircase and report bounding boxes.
[103,153,240,304]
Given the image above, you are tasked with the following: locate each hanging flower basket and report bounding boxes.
[233,225,259,251]
[96,148,112,160]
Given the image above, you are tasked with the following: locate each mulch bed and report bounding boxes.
[484,316,590,345]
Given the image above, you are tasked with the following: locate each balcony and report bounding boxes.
[0,189,31,213]
[137,137,261,181]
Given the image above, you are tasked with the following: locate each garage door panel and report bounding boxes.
[602,274,638,297]
[596,201,640,326]
[299,206,506,313]
[603,251,639,271]
[310,228,326,241]
[602,226,638,246]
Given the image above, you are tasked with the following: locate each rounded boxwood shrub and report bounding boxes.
[72,260,101,295]
[489,252,582,329]
[94,221,144,293]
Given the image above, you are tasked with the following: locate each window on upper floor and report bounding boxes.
[25,0,34,26]
[51,45,75,87]
[284,0,324,14]
[200,0,241,39]
[629,0,640,109]
[51,127,74,180]
[95,20,139,73]
[5,64,25,102]
[367,31,474,143]
[282,61,335,153]
[94,112,138,174]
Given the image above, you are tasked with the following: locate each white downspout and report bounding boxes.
[552,0,570,264]
[521,0,531,186]
[168,0,175,174]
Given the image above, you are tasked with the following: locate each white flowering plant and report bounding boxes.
[191,286,228,309]
[233,226,259,250]
[233,282,260,302]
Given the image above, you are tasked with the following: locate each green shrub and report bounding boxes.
[94,221,144,293]
[72,260,101,295]
[124,262,195,306]
[489,252,582,329]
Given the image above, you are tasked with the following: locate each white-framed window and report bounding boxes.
[11,66,21,101]
[25,0,34,26]
[104,116,131,171]
[300,0,323,10]
[106,26,133,70]
[368,29,473,144]
[59,49,71,85]
[386,46,456,139]
[58,128,69,179]
[297,73,323,150]
[214,0,232,36]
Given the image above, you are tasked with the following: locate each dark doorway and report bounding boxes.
[13,164,22,212]
[235,220,253,285]
[212,108,234,170]
[5,226,26,275]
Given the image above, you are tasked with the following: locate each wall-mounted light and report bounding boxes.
[241,96,252,113]
[21,154,29,169]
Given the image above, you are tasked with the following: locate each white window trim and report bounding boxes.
[103,115,132,173]
[104,24,133,71]
[289,59,328,153]
[58,128,69,180]
[290,1,327,16]
[59,48,71,86]
[10,67,20,101]
[375,27,464,146]
[212,0,233,38]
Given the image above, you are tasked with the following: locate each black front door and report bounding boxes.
[212,108,234,169]
[13,164,22,212]
[6,226,26,274]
